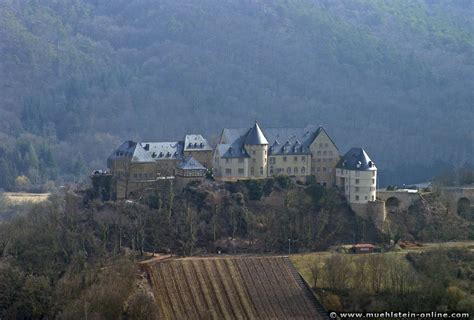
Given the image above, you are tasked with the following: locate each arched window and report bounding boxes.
[301,167,305,174]
[287,167,291,174]
[294,167,298,174]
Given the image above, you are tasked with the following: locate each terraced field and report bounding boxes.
[141,256,328,320]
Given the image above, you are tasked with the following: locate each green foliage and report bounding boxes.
[242,180,265,201]
[305,184,327,205]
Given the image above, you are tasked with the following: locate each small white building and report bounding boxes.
[335,148,377,204]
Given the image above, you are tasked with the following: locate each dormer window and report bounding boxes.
[188,143,193,148]
[200,143,203,148]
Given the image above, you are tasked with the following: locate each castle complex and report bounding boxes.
[105,122,381,223]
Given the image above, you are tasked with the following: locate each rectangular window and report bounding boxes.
[355,179,359,184]
[323,151,327,156]
[329,151,333,156]
[372,195,375,201]
[355,187,359,192]
[260,167,263,174]
[372,171,376,177]
[270,157,275,164]
[323,167,327,172]
[325,143,328,147]
[302,156,305,161]
[355,171,360,177]
[238,158,244,163]
[294,156,298,162]
[226,158,231,163]
[365,196,368,200]
[319,143,323,148]
[250,167,254,175]
[372,179,375,184]
[283,157,287,162]
[317,158,321,162]
[225,168,232,175]
[238,168,244,175]
[252,150,256,155]
[317,167,321,172]
[252,158,256,163]
[355,195,359,201]
[317,151,321,155]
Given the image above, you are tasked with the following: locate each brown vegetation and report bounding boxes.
[141,256,326,320]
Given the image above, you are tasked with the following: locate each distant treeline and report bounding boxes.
[0,0,473,188]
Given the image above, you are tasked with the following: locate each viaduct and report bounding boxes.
[377,186,474,215]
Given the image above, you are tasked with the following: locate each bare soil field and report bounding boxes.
[141,256,328,319]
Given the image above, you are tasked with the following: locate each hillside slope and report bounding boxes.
[141,256,328,319]
[0,0,473,189]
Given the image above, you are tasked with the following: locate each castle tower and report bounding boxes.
[335,147,377,204]
[244,122,268,178]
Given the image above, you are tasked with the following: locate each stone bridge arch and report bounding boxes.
[377,190,421,212]
[457,197,471,217]
[441,187,474,218]
[385,197,400,213]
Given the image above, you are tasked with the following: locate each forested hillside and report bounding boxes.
[0,0,473,189]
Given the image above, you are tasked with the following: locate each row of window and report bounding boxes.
[353,195,375,201]
[311,167,333,173]
[337,169,376,177]
[178,170,206,177]
[316,150,333,156]
[348,186,376,192]
[270,167,306,175]
[312,158,336,163]
[269,156,307,164]
[132,173,155,180]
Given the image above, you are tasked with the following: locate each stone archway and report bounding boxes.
[385,197,400,213]
[457,197,471,218]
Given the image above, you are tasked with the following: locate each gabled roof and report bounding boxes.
[219,124,338,157]
[140,142,184,161]
[336,147,376,171]
[183,134,212,151]
[176,156,206,170]
[244,122,268,145]
[216,143,250,159]
[108,140,134,158]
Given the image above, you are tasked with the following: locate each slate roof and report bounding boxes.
[107,141,141,167]
[176,156,206,170]
[336,147,376,171]
[139,142,184,161]
[217,125,336,158]
[244,122,268,145]
[183,134,212,151]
